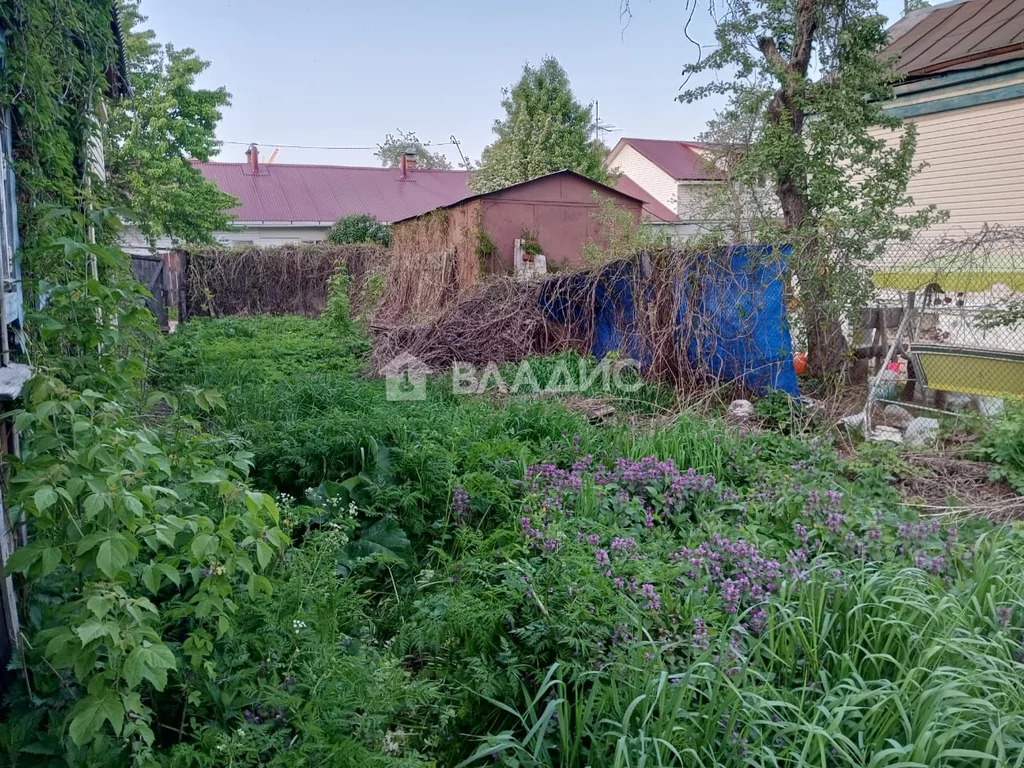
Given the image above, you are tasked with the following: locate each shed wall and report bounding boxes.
[480,174,643,271]
[390,199,484,291]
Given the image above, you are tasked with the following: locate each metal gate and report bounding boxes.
[131,254,168,329]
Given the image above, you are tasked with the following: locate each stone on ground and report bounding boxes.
[869,426,904,444]
[841,411,866,432]
[727,399,755,421]
[883,404,913,428]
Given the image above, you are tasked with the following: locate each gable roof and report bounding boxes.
[197,161,472,224]
[390,169,647,223]
[613,175,681,223]
[884,0,1024,80]
[610,138,721,181]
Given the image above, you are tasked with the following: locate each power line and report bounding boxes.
[220,139,458,151]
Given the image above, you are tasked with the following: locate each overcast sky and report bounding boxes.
[141,0,909,167]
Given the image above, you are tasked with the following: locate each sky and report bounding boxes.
[140,0,910,168]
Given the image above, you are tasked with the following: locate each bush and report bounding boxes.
[977,404,1024,493]
[326,214,391,247]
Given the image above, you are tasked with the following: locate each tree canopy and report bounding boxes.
[625,0,941,375]
[375,131,452,170]
[470,57,609,193]
[104,1,238,245]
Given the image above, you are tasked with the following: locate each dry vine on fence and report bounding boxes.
[370,245,786,398]
[181,243,386,318]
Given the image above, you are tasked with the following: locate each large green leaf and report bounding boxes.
[339,517,413,573]
[123,642,176,691]
[68,690,125,745]
[96,535,131,578]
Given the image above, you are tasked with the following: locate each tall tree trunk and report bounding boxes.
[758,2,848,378]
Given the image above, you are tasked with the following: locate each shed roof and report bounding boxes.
[613,175,682,223]
[610,138,721,181]
[391,169,647,223]
[883,0,1024,79]
[197,160,472,224]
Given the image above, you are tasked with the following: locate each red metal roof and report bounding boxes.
[884,0,1024,79]
[390,169,648,222]
[613,138,721,181]
[613,175,681,223]
[196,161,472,224]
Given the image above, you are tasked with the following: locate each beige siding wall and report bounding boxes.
[676,181,724,221]
[876,98,1024,235]
[607,145,677,212]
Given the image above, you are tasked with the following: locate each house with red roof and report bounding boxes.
[604,138,722,236]
[202,145,472,246]
[122,145,473,252]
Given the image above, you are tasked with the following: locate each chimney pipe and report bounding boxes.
[400,150,417,181]
[245,143,259,174]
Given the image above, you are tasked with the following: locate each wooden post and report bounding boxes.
[851,308,875,384]
[900,291,918,402]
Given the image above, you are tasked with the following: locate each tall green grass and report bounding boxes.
[461,531,1024,767]
[151,315,1024,768]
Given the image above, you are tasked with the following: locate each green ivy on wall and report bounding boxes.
[0,0,121,258]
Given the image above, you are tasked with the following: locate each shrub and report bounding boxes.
[977,404,1024,493]
[326,214,391,247]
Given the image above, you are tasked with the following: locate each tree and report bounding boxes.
[622,0,941,377]
[375,130,452,170]
[104,1,238,244]
[692,89,782,243]
[327,214,391,247]
[470,57,609,193]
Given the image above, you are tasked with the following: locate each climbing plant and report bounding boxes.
[0,0,118,255]
[0,7,291,763]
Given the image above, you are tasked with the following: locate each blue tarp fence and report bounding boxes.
[538,245,799,396]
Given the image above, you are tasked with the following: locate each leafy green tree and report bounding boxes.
[470,57,609,193]
[376,130,452,170]
[105,1,238,245]
[327,214,391,246]
[623,0,942,376]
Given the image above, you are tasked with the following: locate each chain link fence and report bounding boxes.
[864,226,1024,412]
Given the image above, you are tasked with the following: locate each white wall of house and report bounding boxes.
[120,222,332,255]
[650,221,706,241]
[213,223,332,246]
[676,181,724,222]
[606,144,677,213]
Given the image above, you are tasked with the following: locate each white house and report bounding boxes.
[604,137,723,236]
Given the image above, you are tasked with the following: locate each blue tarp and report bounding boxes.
[538,245,799,396]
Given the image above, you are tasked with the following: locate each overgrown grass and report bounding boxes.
[142,315,1024,768]
[463,537,1024,767]
[152,316,709,509]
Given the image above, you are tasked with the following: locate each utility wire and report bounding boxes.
[220,139,458,151]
